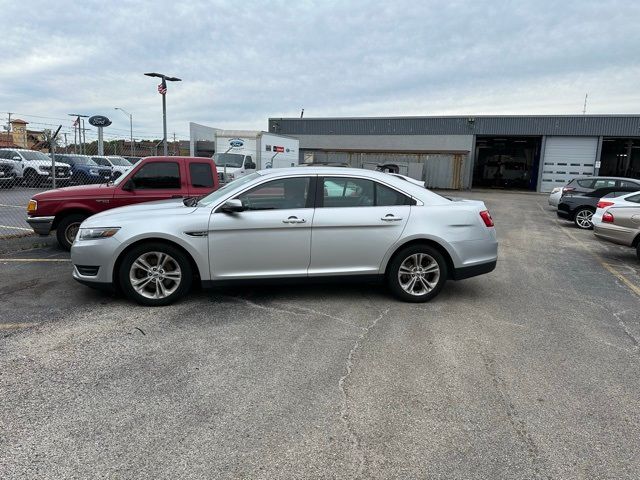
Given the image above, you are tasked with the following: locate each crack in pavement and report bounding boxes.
[338,307,389,479]
[479,351,550,480]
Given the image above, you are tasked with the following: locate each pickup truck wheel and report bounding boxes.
[56,214,87,250]
[387,245,448,303]
[24,169,39,188]
[119,243,192,306]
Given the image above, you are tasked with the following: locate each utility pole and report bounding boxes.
[63,133,68,153]
[69,114,88,154]
[173,132,177,155]
[114,107,134,156]
[6,112,12,132]
[582,93,588,115]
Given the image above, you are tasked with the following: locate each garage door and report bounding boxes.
[540,137,598,192]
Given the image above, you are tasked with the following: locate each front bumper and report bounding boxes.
[26,216,54,235]
[556,208,571,220]
[71,236,121,286]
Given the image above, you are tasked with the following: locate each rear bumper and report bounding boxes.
[452,259,497,280]
[26,216,54,235]
[593,224,636,247]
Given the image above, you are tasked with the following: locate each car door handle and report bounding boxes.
[381,215,403,222]
[283,216,306,224]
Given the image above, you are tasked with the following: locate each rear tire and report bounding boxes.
[387,245,448,302]
[573,207,594,230]
[56,213,88,250]
[118,242,193,306]
[24,169,39,188]
[636,242,640,261]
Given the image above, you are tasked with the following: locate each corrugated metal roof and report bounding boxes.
[269,115,640,137]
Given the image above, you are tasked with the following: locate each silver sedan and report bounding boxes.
[71,168,498,306]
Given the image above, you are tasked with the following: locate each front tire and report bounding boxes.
[118,243,192,306]
[636,242,640,261]
[573,207,594,230]
[56,213,88,250]
[23,169,39,188]
[387,245,448,302]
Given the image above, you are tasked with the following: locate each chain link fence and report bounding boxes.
[0,140,186,242]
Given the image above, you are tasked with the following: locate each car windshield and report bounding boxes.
[20,151,51,161]
[213,153,245,168]
[198,172,261,206]
[107,156,132,166]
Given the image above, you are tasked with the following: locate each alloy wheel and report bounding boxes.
[397,253,440,296]
[575,209,593,229]
[129,251,182,299]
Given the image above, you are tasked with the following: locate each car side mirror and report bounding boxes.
[121,179,135,191]
[245,162,256,170]
[220,199,245,213]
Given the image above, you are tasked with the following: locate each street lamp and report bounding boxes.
[144,72,181,155]
[114,107,134,156]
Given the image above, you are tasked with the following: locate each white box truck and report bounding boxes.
[212,130,299,182]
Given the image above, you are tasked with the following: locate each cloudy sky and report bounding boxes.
[1,0,638,142]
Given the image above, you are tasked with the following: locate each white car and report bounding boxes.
[0,148,72,187]
[548,186,563,208]
[592,190,640,226]
[91,156,133,180]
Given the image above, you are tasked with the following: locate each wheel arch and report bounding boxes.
[112,238,202,288]
[383,238,456,279]
[52,208,94,230]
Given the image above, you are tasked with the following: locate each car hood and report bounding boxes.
[84,199,198,226]
[33,183,115,200]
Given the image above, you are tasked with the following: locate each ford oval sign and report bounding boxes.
[229,138,244,148]
[88,115,112,127]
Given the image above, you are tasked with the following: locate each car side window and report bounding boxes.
[323,177,374,207]
[376,183,411,206]
[576,179,594,188]
[593,179,616,189]
[131,162,180,189]
[189,162,214,188]
[626,194,640,204]
[618,180,640,189]
[237,177,311,210]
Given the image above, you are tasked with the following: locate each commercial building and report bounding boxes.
[267,115,640,192]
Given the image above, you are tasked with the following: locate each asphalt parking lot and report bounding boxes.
[1,191,639,479]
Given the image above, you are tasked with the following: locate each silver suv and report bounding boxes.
[71,168,498,306]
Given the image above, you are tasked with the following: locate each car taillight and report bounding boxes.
[596,201,615,209]
[562,187,575,194]
[479,210,494,227]
[602,212,614,223]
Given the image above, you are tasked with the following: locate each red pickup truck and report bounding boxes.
[27,156,219,250]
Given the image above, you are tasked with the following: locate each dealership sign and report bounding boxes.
[229,138,244,148]
[88,115,112,127]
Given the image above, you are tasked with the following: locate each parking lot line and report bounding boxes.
[0,322,39,330]
[0,258,71,262]
[0,225,31,231]
[0,204,24,208]
[540,203,640,298]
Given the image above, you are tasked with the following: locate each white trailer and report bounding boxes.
[212,130,299,182]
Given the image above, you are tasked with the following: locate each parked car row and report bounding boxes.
[0,148,136,188]
[549,176,640,259]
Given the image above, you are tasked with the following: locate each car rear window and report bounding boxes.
[189,162,214,188]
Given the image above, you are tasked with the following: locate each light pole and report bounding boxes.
[144,72,181,155]
[114,107,134,156]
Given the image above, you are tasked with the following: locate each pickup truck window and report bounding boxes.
[131,162,180,189]
[190,162,214,188]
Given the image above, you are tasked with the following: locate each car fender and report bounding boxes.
[112,231,210,281]
[379,233,463,274]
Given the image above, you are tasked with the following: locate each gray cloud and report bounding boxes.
[1,0,638,140]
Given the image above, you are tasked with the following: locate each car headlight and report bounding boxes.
[78,227,120,240]
[89,169,98,175]
[27,199,37,214]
